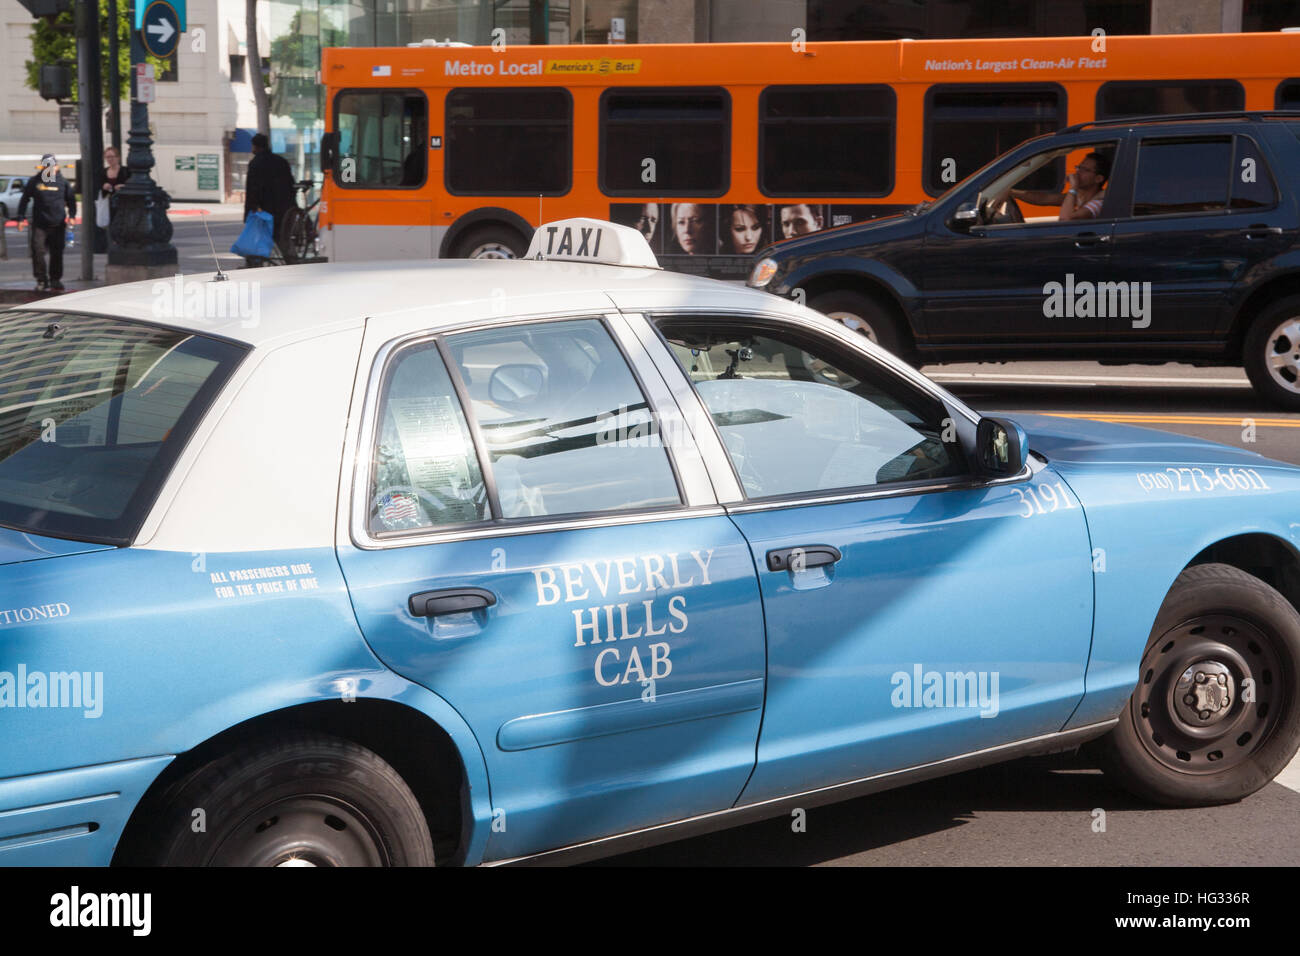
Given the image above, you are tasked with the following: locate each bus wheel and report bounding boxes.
[454,225,527,260]
[145,732,435,866]
[809,290,909,358]
[1243,295,1300,411]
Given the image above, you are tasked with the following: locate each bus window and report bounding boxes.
[1277,79,1300,110]
[446,88,572,195]
[1096,80,1244,119]
[759,86,895,197]
[334,90,428,189]
[600,88,730,196]
[923,85,1065,196]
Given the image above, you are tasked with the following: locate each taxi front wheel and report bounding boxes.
[1096,563,1300,807]
[143,732,435,866]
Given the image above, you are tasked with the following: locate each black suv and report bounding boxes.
[748,111,1300,409]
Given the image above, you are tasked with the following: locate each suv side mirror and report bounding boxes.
[975,417,1028,476]
[952,201,979,229]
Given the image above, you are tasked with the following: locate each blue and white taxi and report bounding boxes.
[1,219,1298,866]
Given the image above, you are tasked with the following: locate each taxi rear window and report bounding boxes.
[0,311,247,545]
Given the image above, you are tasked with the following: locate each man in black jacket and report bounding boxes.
[242,133,295,264]
[17,154,76,291]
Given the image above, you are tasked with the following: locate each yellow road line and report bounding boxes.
[1037,412,1300,428]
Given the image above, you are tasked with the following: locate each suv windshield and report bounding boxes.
[0,311,247,545]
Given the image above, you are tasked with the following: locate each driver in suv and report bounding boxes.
[1011,151,1110,220]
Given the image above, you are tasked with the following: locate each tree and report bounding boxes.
[247,0,270,134]
[24,0,168,102]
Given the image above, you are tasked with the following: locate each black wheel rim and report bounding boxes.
[208,794,391,866]
[1132,613,1289,775]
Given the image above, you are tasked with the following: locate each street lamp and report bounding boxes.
[106,0,179,282]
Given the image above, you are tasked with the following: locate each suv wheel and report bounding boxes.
[1096,563,1300,807]
[809,290,909,359]
[1243,295,1300,410]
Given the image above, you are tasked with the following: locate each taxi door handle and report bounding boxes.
[408,587,496,618]
[766,545,842,572]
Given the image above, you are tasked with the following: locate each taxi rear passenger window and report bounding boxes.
[369,343,489,534]
[445,319,681,519]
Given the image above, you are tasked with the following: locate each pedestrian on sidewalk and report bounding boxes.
[95,146,130,253]
[17,154,76,291]
[242,133,294,266]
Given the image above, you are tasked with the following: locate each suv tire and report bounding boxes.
[809,290,911,359]
[1243,295,1300,411]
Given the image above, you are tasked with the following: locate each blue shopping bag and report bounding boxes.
[231,211,275,258]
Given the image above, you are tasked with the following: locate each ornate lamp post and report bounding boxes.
[106,0,178,282]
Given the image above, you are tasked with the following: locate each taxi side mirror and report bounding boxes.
[975,417,1028,477]
[489,364,545,407]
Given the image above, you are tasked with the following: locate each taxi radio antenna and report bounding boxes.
[200,210,228,281]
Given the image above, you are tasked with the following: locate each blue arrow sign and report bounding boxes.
[135,0,186,33]
[141,0,181,57]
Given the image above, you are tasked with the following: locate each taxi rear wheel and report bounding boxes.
[808,290,910,359]
[1097,563,1300,807]
[144,732,434,866]
[454,225,528,260]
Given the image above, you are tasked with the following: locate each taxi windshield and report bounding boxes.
[0,311,247,545]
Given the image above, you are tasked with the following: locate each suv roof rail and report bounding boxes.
[1061,110,1300,134]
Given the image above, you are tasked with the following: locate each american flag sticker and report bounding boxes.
[381,492,419,523]
[372,65,392,77]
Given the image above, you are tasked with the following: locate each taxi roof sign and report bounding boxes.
[527,218,660,269]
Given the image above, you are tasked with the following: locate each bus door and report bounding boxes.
[328,89,435,262]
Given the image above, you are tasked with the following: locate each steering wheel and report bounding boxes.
[982,194,1024,225]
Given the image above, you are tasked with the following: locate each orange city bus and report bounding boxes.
[316,31,1300,278]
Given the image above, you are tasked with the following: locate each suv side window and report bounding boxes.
[1231,136,1277,210]
[657,319,966,499]
[444,318,682,519]
[1131,137,1233,217]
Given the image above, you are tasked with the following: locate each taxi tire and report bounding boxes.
[808,289,911,360]
[1096,563,1300,807]
[454,225,528,260]
[143,732,435,866]
[1242,295,1300,411]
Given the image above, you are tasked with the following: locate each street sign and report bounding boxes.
[196,153,219,191]
[141,0,181,58]
[58,105,79,133]
[138,77,156,103]
[134,0,184,31]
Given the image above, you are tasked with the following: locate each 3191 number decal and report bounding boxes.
[1012,481,1078,518]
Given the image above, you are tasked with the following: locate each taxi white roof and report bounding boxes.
[29,260,804,348]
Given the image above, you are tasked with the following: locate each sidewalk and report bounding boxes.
[1,200,245,230]
[0,201,248,303]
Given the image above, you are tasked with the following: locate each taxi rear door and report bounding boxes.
[336,303,766,861]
